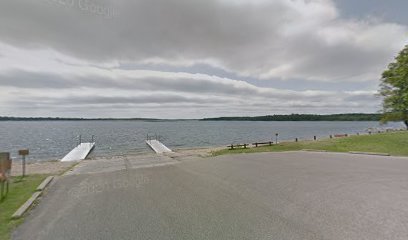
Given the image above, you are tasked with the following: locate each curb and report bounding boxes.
[301,149,328,152]
[36,176,54,191]
[349,151,390,156]
[11,192,42,219]
[11,175,55,219]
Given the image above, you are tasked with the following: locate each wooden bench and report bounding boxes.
[252,142,273,147]
[0,152,12,200]
[334,134,348,138]
[227,144,248,150]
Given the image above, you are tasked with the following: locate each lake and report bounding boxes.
[0,121,404,162]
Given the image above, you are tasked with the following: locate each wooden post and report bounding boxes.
[0,152,10,200]
[18,149,29,178]
[22,155,25,177]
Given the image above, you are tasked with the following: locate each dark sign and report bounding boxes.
[18,149,29,156]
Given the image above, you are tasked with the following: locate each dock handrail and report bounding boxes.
[146,133,162,141]
[74,134,95,146]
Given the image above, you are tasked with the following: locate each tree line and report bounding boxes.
[201,113,382,121]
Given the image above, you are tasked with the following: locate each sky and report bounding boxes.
[0,0,407,119]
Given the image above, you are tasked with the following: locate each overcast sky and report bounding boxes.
[0,0,407,118]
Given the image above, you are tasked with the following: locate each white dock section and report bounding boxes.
[146,140,172,154]
[61,142,95,162]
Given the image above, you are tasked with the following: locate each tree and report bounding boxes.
[379,44,408,129]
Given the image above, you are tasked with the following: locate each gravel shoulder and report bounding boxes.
[11,161,75,177]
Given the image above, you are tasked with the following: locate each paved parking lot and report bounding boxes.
[13,151,408,240]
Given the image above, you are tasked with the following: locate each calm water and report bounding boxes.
[0,121,403,162]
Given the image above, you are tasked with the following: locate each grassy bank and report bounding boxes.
[212,131,408,156]
[0,174,48,240]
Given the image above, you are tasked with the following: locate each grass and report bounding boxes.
[212,131,408,157]
[0,174,48,240]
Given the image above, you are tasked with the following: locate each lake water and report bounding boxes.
[0,121,404,162]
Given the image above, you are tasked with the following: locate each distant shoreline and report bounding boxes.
[0,113,382,122]
[0,117,192,122]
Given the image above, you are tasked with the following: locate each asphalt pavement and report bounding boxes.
[13,151,408,240]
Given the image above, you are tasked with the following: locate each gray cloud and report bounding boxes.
[25,94,225,105]
[0,0,403,118]
[0,0,406,82]
[0,71,72,89]
[0,68,336,101]
[1,68,380,118]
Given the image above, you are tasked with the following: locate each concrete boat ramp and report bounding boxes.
[61,142,95,162]
[146,139,172,154]
[61,134,172,162]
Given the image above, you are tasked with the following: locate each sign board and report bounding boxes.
[0,152,11,181]
[19,149,29,156]
[0,152,9,161]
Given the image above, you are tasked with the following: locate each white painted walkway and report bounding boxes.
[146,140,172,154]
[61,143,95,162]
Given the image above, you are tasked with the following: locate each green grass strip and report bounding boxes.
[0,174,48,240]
[213,131,408,157]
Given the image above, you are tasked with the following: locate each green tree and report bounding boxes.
[379,44,408,129]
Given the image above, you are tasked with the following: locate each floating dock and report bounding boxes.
[146,140,172,154]
[61,142,95,162]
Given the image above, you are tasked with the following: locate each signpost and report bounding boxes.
[0,152,11,200]
[18,149,29,177]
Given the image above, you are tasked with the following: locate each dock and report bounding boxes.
[146,140,172,154]
[61,142,95,162]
